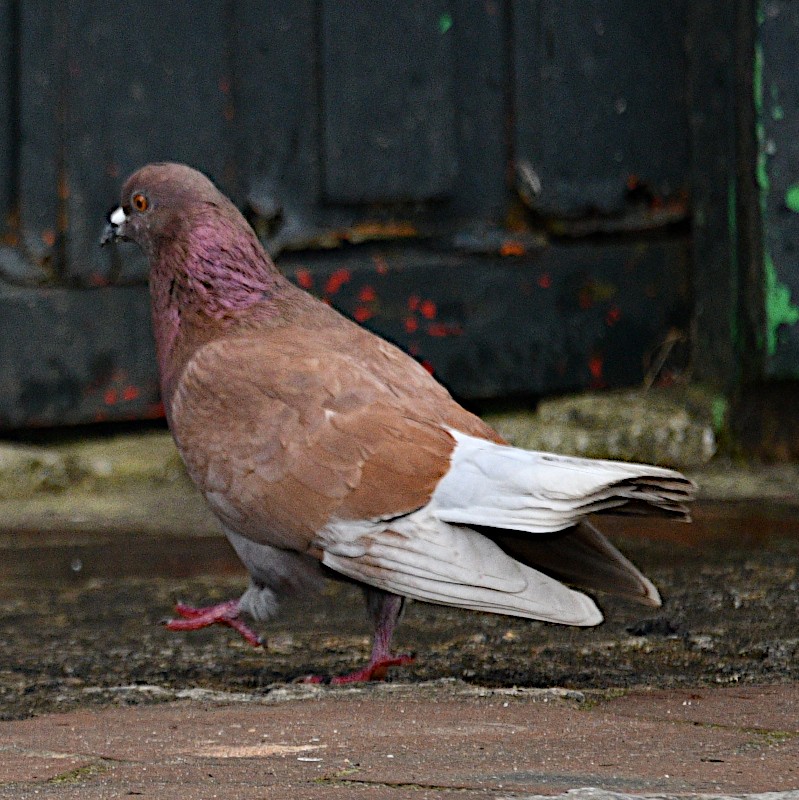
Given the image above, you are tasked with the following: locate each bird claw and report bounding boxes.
[163,599,265,648]
[301,652,415,685]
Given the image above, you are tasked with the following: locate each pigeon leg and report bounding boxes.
[305,589,414,684]
[164,599,264,647]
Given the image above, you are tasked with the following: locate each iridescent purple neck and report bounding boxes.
[148,208,284,398]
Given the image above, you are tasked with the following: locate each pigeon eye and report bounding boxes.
[131,193,149,212]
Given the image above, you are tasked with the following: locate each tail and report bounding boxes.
[430,429,696,605]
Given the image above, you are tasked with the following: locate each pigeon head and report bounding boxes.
[101,163,237,258]
[102,163,288,397]
[102,163,283,321]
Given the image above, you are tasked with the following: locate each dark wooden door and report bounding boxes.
[0,2,734,428]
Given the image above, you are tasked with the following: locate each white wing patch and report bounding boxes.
[313,428,695,627]
[431,429,694,533]
[316,509,603,626]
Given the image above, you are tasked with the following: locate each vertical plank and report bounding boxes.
[757,0,799,377]
[61,0,230,284]
[513,0,689,217]
[17,0,61,271]
[0,0,14,242]
[450,0,508,221]
[686,2,742,387]
[321,0,458,203]
[235,0,320,208]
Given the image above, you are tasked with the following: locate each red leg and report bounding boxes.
[304,590,414,684]
[164,599,264,647]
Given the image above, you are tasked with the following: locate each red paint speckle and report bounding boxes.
[295,268,313,290]
[358,285,377,303]
[147,401,166,419]
[324,268,352,296]
[420,299,437,319]
[373,255,389,275]
[606,305,622,326]
[407,295,420,312]
[104,389,118,405]
[538,273,552,289]
[404,317,419,333]
[122,385,140,402]
[421,360,435,374]
[588,355,606,388]
[354,306,373,323]
[427,322,464,338]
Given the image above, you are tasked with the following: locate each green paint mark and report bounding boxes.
[765,253,799,355]
[772,105,785,121]
[786,185,799,213]
[753,5,795,360]
[439,12,453,33]
[711,396,728,433]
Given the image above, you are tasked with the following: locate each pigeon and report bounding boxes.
[101,163,695,683]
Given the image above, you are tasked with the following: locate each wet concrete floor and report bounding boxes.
[1,490,798,722]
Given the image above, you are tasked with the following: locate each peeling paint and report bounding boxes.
[754,7,799,359]
[764,254,799,356]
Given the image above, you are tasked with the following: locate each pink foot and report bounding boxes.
[164,599,264,647]
[303,653,415,685]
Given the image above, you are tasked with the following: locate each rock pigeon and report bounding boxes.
[101,163,695,683]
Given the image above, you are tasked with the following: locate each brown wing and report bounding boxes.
[168,320,494,553]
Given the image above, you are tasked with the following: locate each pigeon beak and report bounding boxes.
[100,206,128,246]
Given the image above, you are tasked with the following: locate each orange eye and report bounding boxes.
[131,193,149,212]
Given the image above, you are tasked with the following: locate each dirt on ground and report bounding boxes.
[1,498,798,721]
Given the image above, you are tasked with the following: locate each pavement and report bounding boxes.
[1,682,798,798]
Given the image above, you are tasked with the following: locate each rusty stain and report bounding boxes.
[324,268,352,296]
[218,77,231,94]
[41,229,56,248]
[223,104,235,122]
[343,221,416,244]
[88,273,109,287]
[295,268,313,290]
[499,240,525,257]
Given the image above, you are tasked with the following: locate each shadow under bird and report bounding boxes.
[101,163,696,684]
